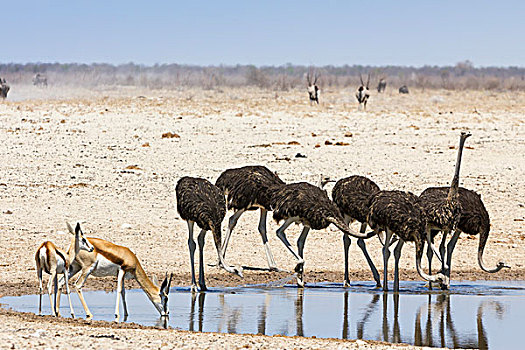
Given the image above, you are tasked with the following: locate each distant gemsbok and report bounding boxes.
[377,78,387,93]
[0,78,10,99]
[33,73,48,87]
[356,74,370,110]
[306,69,320,105]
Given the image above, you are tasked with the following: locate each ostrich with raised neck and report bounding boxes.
[419,132,471,289]
[420,186,510,281]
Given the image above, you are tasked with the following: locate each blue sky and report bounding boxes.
[3,1,524,67]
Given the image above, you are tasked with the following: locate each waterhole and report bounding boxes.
[2,280,524,349]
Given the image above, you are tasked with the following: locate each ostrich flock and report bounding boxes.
[175,132,509,296]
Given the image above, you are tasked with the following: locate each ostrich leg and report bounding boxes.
[441,229,461,289]
[296,226,311,287]
[276,218,307,286]
[197,229,208,291]
[258,209,278,271]
[221,209,245,259]
[342,216,352,287]
[382,229,394,291]
[427,240,434,290]
[356,222,382,287]
[187,221,198,292]
[276,218,302,261]
[393,239,405,292]
[426,227,443,263]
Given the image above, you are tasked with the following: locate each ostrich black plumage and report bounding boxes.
[421,186,509,280]
[419,132,470,289]
[176,176,242,291]
[332,175,382,287]
[215,165,285,271]
[269,182,374,287]
[367,190,447,292]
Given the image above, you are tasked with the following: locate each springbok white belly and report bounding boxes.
[90,255,134,279]
[91,255,120,277]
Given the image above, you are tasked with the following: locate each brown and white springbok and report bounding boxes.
[35,222,94,317]
[57,223,172,322]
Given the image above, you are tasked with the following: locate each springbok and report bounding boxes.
[35,222,94,317]
[57,224,172,321]
[356,74,370,110]
[306,69,320,105]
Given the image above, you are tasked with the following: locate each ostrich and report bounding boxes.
[420,186,509,280]
[377,78,387,93]
[332,175,382,287]
[367,190,447,292]
[356,74,370,110]
[419,132,471,288]
[399,85,409,94]
[269,181,375,287]
[306,69,320,105]
[0,78,10,99]
[215,165,285,271]
[176,176,243,291]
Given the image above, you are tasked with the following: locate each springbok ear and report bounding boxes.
[160,273,168,291]
[152,275,159,287]
[75,222,82,235]
[66,222,75,235]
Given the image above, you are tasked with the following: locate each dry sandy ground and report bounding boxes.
[0,85,524,349]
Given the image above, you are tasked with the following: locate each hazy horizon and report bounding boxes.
[3,1,524,68]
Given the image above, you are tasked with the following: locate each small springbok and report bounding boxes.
[356,74,370,110]
[306,69,320,105]
[57,223,172,321]
[35,222,94,317]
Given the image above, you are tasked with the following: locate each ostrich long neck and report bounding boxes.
[447,134,468,201]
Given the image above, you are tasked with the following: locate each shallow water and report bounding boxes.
[2,280,525,349]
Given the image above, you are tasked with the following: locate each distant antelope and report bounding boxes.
[0,78,10,99]
[377,78,387,93]
[33,73,48,87]
[399,85,409,94]
[306,69,320,105]
[356,74,370,110]
[35,222,94,317]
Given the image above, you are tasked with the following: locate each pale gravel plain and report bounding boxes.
[0,85,524,349]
